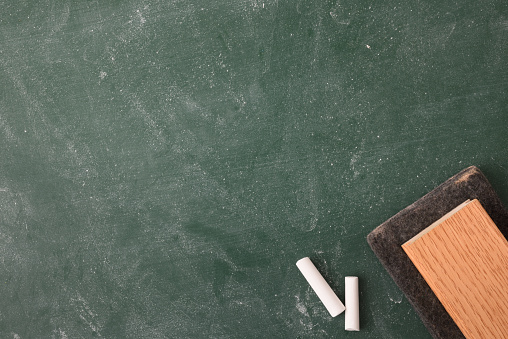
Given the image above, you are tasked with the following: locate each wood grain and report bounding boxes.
[402,199,508,339]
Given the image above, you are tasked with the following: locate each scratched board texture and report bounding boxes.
[0,0,507,338]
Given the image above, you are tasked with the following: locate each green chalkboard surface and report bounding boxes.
[1,0,507,338]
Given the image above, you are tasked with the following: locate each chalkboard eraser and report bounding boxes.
[296,257,345,317]
[367,166,508,339]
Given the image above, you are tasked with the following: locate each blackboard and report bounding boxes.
[1,0,507,338]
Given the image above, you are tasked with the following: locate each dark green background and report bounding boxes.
[1,0,507,338]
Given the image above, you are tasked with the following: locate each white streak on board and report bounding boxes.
[56,329,68,339]
[295,295,310,317]
[329,2,351,26]
[0,113,19,143]
[389,295,403,304]
[292,294,315,334]
[71,294,103,337]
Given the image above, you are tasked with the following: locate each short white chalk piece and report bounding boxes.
[345,276,360,331]
[296,257,345,317]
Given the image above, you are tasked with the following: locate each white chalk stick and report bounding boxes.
[345,276,360,331]
[296,257,345,317]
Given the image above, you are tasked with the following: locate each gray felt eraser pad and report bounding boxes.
[367,166,508,339]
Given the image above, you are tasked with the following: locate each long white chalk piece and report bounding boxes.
[296,257,345,317]
[345,276,360,331]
